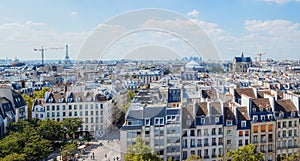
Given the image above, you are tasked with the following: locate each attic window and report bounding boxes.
[145,118,150,126]
[260,108,263,112]
[59,98,63,103]
[291,112,295,117]
[268,114,273,120]
[253,115,258,122]
[226,120,233,126]
[279,113,284,118]
[215,117,220,123]
[241,121,246,127]
[201,118,205,124]
[252,108,256,112]
[261,115,265,121]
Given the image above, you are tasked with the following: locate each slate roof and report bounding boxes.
[257,90,271,98]
[224,106,235,120]
[276,99,297,112]
[195,102,208,116]
[236,106,250,120]
[235,88,256,98]
[210,102,222,115]
[252,98,271,109]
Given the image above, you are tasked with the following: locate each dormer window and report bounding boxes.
[261,115,265,121]
[260,108,263,112]
[48,98,53,103]
[145,118,150,126]
[215,117,220,123]
[201,118,205,124]
[76,97,81,102]
[291,112,295,117]
[59,98,63,103]
[268,114,273,120]
[253,115,258,122]
[279,113,284,118]
[252,108,256,112]
[241,121,246,127]
[226,120,233,126]
[67,98,72,102]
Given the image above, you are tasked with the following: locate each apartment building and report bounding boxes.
[32,90,113,137]
[0,86,28,138]
[120,104,181,161]
[275,99,300,160]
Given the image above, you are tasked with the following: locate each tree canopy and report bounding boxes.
[0,118,83,161]
[186,154,202,161]
[227,144,263,161]
[124,136,161,161]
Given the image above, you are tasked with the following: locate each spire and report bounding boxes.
[64,45,71,64]
[241,52,244,58]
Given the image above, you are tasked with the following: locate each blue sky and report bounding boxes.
[1,0,300,60]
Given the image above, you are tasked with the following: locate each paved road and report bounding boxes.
[82,130,121,161]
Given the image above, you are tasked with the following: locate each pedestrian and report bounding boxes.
[116,156,119,160]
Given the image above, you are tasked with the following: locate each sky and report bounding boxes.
[0,0,300,61]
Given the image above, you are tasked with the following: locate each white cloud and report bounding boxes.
[0,20,88,60]
[71,11,78,16]
[263,0,300,4]
[187,10,199,17]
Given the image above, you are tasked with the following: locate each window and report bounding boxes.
[79,105,82,109]
[74,111,77,116]
[52,105,55,110]
[278,122,281,128]
[212,128,216,135]
[145,118,150,126]
[74,105,77,110]
[51,112,55,117]
[294,120,298,127]
[283,121,287,127]
[68,105,72,110]
[227,140,231,145]
[85,111,88,116]
[252,108,256,112]
[245,130,249,136]
[241,121,246,127]
[62,105,65,110]
[227,130,232,135]
[261,125,266,132]
[253,116,258,122]
[90,111,94,116]
[90,104,93,109]
[197,129,201,136]
[254,136,258,143]
[201,118,205,124]
[56,105,60,110]
[253,126,258,133]
[69,112,72,116]
[294,129,297,137]
[239,131,243,137]
[56,112,60,117]
[289,130,292,137]
[278,131,281,138]
[154,117,164,126]
[79,111,82,116]
[267,114,272,120]
[63,112,65,117]
[226,120,233,126]
[261,115,265,121]
[268,144,272,152]
[215,117,219,123]
[268,125,273,132]
[261,145,265,152]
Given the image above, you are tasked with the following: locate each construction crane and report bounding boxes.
[257,52,266,65]
[34,46,64,65]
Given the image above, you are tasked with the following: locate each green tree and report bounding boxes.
[21,94,34,119]
[38,118,63,141]
[62,118,83,143]
[0,153,26,161]
[282,154,299,161]
[33,87,50,98]
[61,143,78,159]
[227,144,263,161]
[186,154,202,161]
[168,156,173,161]
[124,136,161,161]
[0,133,23,157]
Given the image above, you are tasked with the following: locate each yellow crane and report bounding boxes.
[34,46,64,65]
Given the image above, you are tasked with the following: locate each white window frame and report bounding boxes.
[241,121,246,127]
[145,118,150,126]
